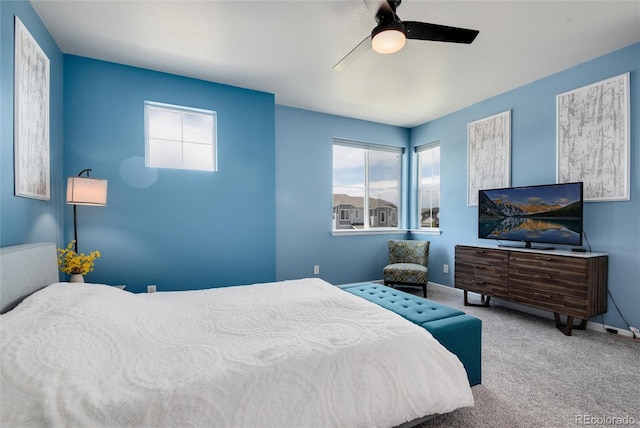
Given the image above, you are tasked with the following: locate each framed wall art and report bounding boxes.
[556,72,630,201]
[14,16,50,200]
[467,110,511,206]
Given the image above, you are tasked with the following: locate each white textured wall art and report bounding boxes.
[556,73,630,201]
[14,17,50,200]
[467,110,511,206]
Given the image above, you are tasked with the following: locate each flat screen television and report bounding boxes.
[478,182,583,249]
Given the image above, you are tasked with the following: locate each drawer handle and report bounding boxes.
[473,280,486,285]
[534,274,552,280]
[534,291,552,298]
[472,264,486,269]
[534,256,553,261]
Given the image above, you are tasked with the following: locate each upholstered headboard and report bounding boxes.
[0,243,59,314]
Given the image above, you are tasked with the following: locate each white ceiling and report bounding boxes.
[31,0,640,128]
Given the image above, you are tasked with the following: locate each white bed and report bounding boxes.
[0,243,473,427]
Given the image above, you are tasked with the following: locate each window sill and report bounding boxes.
[332,228,410,236]
[409,229,442,236]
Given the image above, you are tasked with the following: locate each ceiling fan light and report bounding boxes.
[372,28,406,54]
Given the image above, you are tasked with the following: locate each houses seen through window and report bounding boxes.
[417,142,440,229]
[333,139,403,231]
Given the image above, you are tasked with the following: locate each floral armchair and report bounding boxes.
[383,239,430,297]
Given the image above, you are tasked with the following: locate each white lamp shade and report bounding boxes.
[372,29,406,54]
[66,177,108,206]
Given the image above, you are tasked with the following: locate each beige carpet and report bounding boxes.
[396,284,640,428]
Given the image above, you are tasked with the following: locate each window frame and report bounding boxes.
[332,139,406,235]
[415,141,441,233]
[144,101,217,172]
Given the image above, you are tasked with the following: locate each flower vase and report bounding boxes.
[70,274,85,283]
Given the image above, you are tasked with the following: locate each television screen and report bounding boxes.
[478,182,583,249]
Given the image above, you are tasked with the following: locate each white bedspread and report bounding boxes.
[1,278,473,427]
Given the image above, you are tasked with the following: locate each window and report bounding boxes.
[333,139,403,231]
[145,101,217,171]
[416,142,440,230]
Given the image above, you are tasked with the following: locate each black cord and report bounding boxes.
[606,289,637,338]
[586,230,634,338]
[582,230,592,252]
[588,229,634,338]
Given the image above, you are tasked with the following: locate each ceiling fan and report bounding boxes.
[333,0,479,70]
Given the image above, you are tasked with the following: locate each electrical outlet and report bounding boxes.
[443,264,449,274]
[630,326,639,338]
[147,285,156,293]
[314,265,320,275]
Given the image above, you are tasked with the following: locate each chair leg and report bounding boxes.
[422,284,427,297]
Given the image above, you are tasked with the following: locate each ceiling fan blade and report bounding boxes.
[333,35,371,71]
[404,21,479,44]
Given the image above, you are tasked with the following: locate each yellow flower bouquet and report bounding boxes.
[57,241,101,276]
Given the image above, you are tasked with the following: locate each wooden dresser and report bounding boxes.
[454,245,608,335]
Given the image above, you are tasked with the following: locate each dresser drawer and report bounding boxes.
[455,272,509,298]
[509,253,588,281]
[455,246,508,298]
[509,267,588,298]
[509,283,588,318]
[456,246,509,267]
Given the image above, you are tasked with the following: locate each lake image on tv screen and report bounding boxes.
[478,184,582,246]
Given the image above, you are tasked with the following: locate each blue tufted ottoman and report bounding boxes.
[341,283,481,386]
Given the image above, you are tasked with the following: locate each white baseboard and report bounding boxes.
[585,322,637,339]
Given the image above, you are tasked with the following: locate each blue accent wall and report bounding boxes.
[63,56,276,292]
[409,43,639,330]
[275,106,410,284]
[1,0,64,249]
